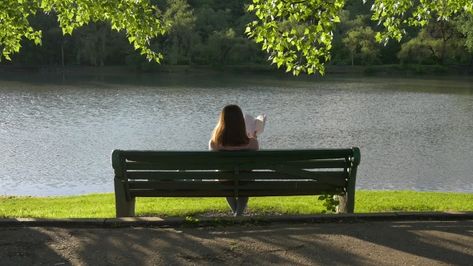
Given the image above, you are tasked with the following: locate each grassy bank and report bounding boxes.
[1,191,472,218]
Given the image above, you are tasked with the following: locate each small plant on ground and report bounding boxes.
[318,194,340,213]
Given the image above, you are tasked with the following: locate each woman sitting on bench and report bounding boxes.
[209,104,259,216]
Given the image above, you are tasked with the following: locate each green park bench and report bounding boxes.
[112,148,361,217]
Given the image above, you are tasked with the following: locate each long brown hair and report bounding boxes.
[211,105,249,147]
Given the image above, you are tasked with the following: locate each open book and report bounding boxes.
[244,114,267,137]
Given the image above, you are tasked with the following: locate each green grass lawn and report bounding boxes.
[1,190,472,218]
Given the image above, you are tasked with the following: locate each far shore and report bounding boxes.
[1,64,472,78]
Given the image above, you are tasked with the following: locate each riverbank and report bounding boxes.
[1,191,472,218]
[1,64,472,79]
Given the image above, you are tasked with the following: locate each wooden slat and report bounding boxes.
[121,149,353,158]
[125,161,235,171]
[126,171,223,180]
[284,159,348,168]
[125,171,346,186]
[236,189,344,196]
[130,190,343,197]
[273,166,347,180]
[238,181,340,191]
[128,181,232,190]
[129,186,343,197]
[117,149,354,164]
[124,158,348,169]
[130,190,235,197]
[127,180,341,192]
[124,159,349,171]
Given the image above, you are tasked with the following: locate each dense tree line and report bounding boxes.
[3,0,473,70]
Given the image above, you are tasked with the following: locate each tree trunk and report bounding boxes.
[100,24,106,67]
[61,43,65,67]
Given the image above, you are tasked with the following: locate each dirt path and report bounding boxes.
[1,220,472,265]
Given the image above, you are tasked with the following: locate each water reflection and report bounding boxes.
[0,74,472,195]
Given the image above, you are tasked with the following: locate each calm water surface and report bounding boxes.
[1,72,472,195]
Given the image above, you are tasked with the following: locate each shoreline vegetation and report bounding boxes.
[1,64,473,78]
[1,190,472,219]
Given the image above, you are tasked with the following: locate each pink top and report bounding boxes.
[208,138,259,151]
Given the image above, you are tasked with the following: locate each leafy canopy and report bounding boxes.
[246,0,473,75]
[371,0,473,43]
[246,0,345,76]
[0,0,168,62]
[1,0,472,75]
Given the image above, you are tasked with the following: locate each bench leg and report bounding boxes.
[339,165,357,214]
[337,193,355,213]
[337,194,348,213]
[115,195,136,217]
[337,193,354,214]
[114,179,136,217]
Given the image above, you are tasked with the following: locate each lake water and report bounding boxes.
[1,71,472,196]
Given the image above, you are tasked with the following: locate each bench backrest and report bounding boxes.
[112,148,360,198]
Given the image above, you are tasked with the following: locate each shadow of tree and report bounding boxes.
[2,220,472,265]
[0,227,69,265]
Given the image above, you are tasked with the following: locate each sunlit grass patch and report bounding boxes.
[0,191,472,218]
